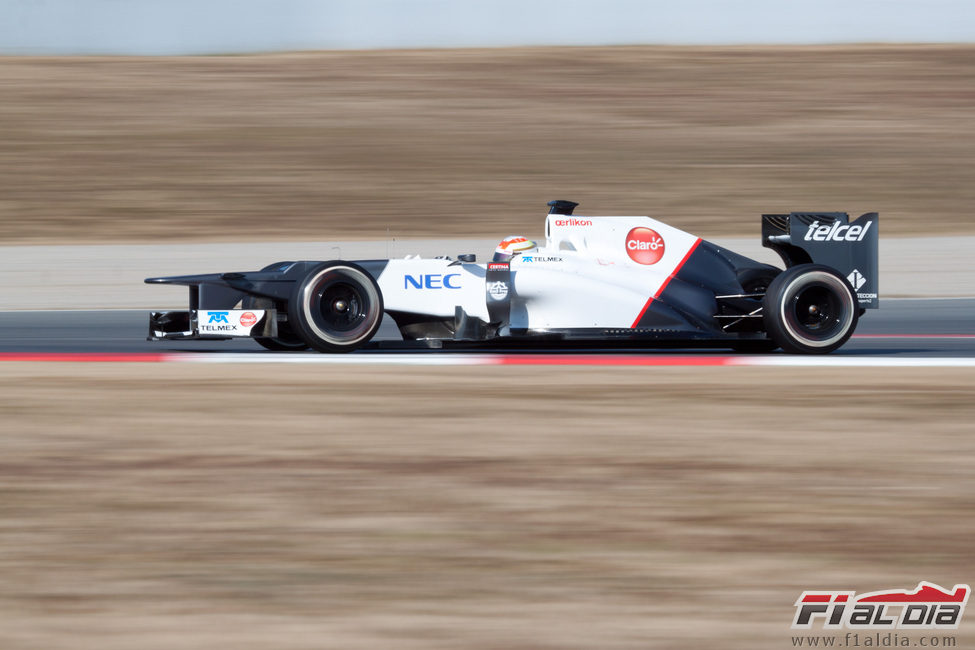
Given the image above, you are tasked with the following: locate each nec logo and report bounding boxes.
[803,220,873,242]
[404,274,461,289]
[207,312,230,323]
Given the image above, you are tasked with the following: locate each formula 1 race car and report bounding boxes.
[146,200,878,354]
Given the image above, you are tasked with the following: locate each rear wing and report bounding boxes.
[762,212,879,308]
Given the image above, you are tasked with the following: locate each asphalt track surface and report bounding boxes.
[1,299,973,358]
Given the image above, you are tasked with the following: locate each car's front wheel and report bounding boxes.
[288,262,384,353]
[762,264,859,354]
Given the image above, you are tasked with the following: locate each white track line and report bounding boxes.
[173,352,501,365]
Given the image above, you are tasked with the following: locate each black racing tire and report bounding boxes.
[762,264,859,354]
[288,262,384,353]
[241,295,309,352]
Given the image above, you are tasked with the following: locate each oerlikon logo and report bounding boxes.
[625,227,666,265]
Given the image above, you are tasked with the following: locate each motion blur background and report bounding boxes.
[2,3,975,649]
[2,0,975,243]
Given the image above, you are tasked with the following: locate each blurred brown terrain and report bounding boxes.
[1,363,973,649]
[2,45,974,244]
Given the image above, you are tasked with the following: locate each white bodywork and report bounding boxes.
[375,214,701,330]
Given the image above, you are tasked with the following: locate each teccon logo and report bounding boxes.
[239,312,258,327]
[404,274,461,289]
[625,227,666,265]
[803,220,873,242]
[847,269,867,291]
[554,218,592,227]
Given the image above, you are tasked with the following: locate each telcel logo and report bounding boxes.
[404,274,461,289]
[208,311,230,323]
[625,227,666,265]
[804,220,873,242]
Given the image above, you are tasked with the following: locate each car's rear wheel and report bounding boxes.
[288,262,384,353]
[762,264,858,354]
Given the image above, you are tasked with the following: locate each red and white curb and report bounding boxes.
[2,352,975,367]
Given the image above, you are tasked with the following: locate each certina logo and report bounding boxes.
[847,269,867,291]
[625,227,666,265]
[792,582,970,630]
[239,312,258,328]
[487,281,508,300]
[803,219,873,242]
[520,256,563,263]
[208,311,230,324]
[488,263,509,271]
[554,218,592,227]
[404,274,461,289]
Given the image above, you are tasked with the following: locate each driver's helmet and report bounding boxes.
[493,236,537,262]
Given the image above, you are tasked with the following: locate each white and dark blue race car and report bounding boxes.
[147,200,878,354]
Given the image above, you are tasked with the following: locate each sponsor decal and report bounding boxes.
[404,273,461,289]
[488,263,509,271]
[553,218,592,227]
[198,310,265,335]
[520,255,563,263]
[848,269,878,300]
[803,219,873,243]
[847,269,867,291]
[625,227,666,265]
[487,280,509,300]
[792,582,969,630]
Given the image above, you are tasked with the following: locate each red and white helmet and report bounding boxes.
[493,236,537,262]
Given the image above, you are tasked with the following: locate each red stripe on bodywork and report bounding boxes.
[630,238,702,328]
[0,352,168,363]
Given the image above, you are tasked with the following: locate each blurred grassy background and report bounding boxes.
[2,45,973,244]
[1,364,974,649]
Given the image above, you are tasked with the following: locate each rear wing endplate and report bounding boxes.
[762,212,879,308]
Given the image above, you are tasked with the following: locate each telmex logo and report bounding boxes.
[404,274,461,289]
[792,582,970,630]
[804,220,873,242]
[554,218,592,226]
[207,311,230,323]
[625,227,666,265]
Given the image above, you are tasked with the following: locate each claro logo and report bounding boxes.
[625,227,666,265]
[804,220,873,242]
